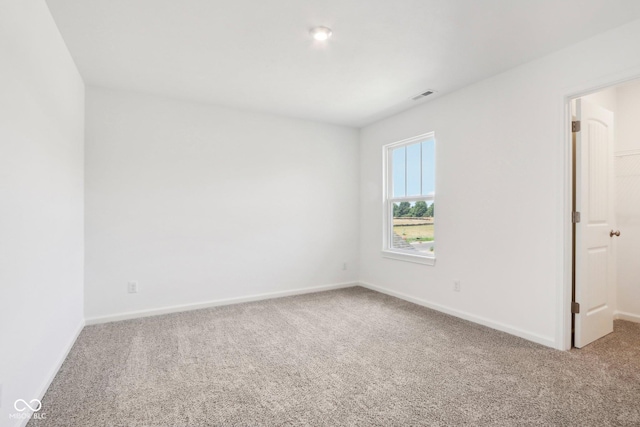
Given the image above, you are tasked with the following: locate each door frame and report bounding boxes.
[560,70,640,350]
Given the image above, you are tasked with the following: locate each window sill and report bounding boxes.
[381,250,436,266]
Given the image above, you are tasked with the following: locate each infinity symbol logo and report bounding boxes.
[14,399,42,412]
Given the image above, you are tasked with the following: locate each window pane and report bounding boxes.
[421,139,435,196]
[392,146,406,197]
[392,201,435,255]
[406,142,421,196]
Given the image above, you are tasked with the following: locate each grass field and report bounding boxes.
[392,217,433,226]
[393,223,434,242]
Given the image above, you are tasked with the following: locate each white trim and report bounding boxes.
[85,282,358,325]
[359,281,556,348]
[614,149,640,157]
[559,94,574,351]
[389,195,435,203]
[382,132,437,262]
[381,250,436,265]
[17,320,85,427]
[384,131,436,150]
[614,310,640,323]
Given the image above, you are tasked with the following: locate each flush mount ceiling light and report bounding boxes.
[310,26,332,41]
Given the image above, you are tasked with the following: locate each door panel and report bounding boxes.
[586,247,607,312]
[575,99,615,348]
[588,121,608,222]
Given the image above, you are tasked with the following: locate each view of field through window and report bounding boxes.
[389,137,435,255]
[392,201,435,254]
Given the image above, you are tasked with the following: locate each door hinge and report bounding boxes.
[572,120,581,132]
[572,211,581,223]
[571,302,580,314]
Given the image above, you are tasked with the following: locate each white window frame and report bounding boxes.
[382,132,436,265]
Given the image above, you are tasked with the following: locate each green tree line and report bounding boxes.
[393,201,434,218]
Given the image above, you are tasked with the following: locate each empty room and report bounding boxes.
[2,0,640,425]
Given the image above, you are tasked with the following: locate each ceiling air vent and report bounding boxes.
[411,90,435,101]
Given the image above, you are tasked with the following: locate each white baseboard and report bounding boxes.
[85,282,358,325]
[17,319,85,427]
[614,310,640,323]
[358,281,556,348]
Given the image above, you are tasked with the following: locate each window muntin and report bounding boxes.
[384,133,436,261]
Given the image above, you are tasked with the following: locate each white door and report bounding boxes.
[574,98,616,348]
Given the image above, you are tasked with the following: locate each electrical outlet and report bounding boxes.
[453,280,461,292]
[127,281,138,294]
[343,262,348,271]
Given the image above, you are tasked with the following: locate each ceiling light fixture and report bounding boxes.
[310,26,332,41]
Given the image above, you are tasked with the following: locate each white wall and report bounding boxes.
[616,81,640,152]
[0,0,85,425]
[582,87,618,113]
[359,19,640,349]
[615,81,640,322]
[85,87,359,321]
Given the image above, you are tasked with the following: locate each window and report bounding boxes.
[383,133,436,265]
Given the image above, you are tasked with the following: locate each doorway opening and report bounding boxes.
[570,79,640,348]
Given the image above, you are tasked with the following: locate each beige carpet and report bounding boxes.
[30,287,640,426]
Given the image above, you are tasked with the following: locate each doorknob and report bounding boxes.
[610,230,621,237]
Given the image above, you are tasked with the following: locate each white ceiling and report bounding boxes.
[46,0,640,127]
